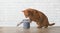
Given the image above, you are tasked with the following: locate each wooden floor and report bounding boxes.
[0,26,60,33]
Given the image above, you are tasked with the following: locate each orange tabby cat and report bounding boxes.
[22,8,55,28]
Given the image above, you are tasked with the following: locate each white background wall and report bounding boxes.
[0,0,60,27]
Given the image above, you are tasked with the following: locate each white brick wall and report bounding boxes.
[0,0,60,26]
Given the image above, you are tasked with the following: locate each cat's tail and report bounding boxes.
[49,23,55,26]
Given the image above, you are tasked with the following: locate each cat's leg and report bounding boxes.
[36,22,43,28]
[29,19,32,23]
[44,25,48,28]
[43,22,48,28]
[43,20,49,28]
